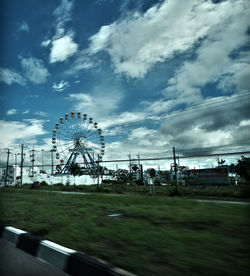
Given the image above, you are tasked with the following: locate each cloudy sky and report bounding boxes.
[0,0,250,168]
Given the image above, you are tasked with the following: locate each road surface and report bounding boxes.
[0,239,68,276]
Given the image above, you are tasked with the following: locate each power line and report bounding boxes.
[1,150,248,168]
[99,151,250,163]
[102,91,250,128]
[160,93,250,120]
[166,90,250,114]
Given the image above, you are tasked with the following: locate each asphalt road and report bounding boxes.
[0,239,69,276]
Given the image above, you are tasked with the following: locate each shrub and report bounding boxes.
[40,181,48,186]
[135,179,144,185]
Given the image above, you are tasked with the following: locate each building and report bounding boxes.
[0,165,100,186]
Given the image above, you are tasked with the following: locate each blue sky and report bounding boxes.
[0,0,250,168]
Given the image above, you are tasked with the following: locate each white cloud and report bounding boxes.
[88,25,113,55]
[67,82,127,122]
[6,109,17,115]
[218,61,250,93]
[43,0,78,64]
[0,67,26,86]
[164,0,249,101]
[34,111,49,117]
[67,86,123,120]
[20,57,50,84]
[64,51,94,75]
[17,21,29,33]
[104,127,170,163]
[88,0,240,78]
[103,91,250,163]
[0,119,48,148]
[23,110,30,114]
[41,39,51,47]
[53,0,74,30]
[129,127,156,140]
[143,98,178,115]
[50,34,78,63]
[52,80,69,92]
[101,112,150,129]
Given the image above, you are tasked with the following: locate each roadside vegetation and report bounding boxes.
[0,188,250,275]
[19,181,250,200]
[16,156,250,200]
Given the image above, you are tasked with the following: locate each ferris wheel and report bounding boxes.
[52,112,105,174]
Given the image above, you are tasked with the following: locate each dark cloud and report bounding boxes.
[160,93,250,155]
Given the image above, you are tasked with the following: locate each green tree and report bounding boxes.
[116,169,131,183]
[149,168,156,178]
[69,163,83,186]
[217,158,226,167]
[234,156,250,182]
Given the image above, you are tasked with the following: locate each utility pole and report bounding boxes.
[128,154,132,184]
[128,154,131,172]
[14,153,18,186]
[20,144,25,186]
[137,153,143,184]
[173,146,179,190]
[97,154,100,191]
[30,146,35,177]
[137,153,140,166]
[136,153,140,183]
[158,165,161,185]
[116,164,118,181]
[4,148,11,186]
[50,149,55,175]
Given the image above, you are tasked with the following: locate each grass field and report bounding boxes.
[1,188,250,275]
[21,182,250,199]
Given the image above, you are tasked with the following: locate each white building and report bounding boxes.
[0,165,100,186]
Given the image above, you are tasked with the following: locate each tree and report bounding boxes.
[148,168,156,178]
[116,169,131,182]
[69,163,83,185]
[234,156,250,181]
[217,158,226,167]
[131,165,138,171]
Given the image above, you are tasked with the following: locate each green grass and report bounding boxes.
[21,182,250,199]
[1,188,250,275]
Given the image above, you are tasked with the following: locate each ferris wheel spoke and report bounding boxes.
[76,118,83,133]
[57,132,72,141]
[58,144,75,154]
[58,128,74,140]
[85,129,99,139]
[59,143,74,151]
[58,141,74,147]
[64,120,76,138]
[60,125,74,135]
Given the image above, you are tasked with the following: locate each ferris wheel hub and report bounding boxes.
[78,137,86,146]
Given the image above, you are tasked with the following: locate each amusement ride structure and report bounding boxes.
[52,112,105,175]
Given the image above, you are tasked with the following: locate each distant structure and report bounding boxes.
[0,165,99,186]
[52,112,105,175]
